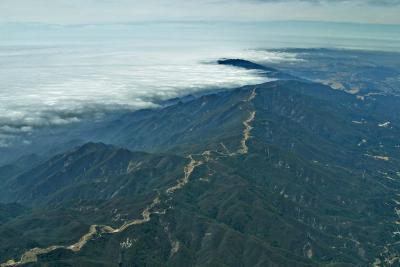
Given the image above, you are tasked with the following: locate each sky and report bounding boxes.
[0,0,399,149]
[0,0,400,25]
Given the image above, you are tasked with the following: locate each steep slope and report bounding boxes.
[0,154,42,183]
[0,143,181,205]
[1,77,400,266]
[92,88,253,154]
[0,143,188,264]
[0,87,315,267]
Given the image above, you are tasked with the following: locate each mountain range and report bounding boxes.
[0,59,400,266]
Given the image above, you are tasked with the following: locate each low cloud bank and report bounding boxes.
[0,46,301,146]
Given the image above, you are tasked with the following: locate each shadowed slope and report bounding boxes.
[0,78,400,266]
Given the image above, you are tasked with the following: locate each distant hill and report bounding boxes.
[218,58,299,80]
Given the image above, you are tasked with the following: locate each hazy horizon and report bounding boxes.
[1,0,400,24]
[1,19,400,147]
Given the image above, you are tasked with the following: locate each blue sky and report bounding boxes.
[0,0,399,24]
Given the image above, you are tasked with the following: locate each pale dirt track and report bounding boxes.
[1,88,257,266]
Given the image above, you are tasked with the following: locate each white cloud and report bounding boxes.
[0,43,291,145]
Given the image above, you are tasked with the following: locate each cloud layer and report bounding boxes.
[0,41,299,146]
[1,21,398,147]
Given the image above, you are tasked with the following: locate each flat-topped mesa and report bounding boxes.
[217,59,299,80]
[218,59,278,72]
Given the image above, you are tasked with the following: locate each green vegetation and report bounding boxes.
[1,69,400,266]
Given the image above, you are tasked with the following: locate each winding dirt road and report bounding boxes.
[1,88,257,267]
